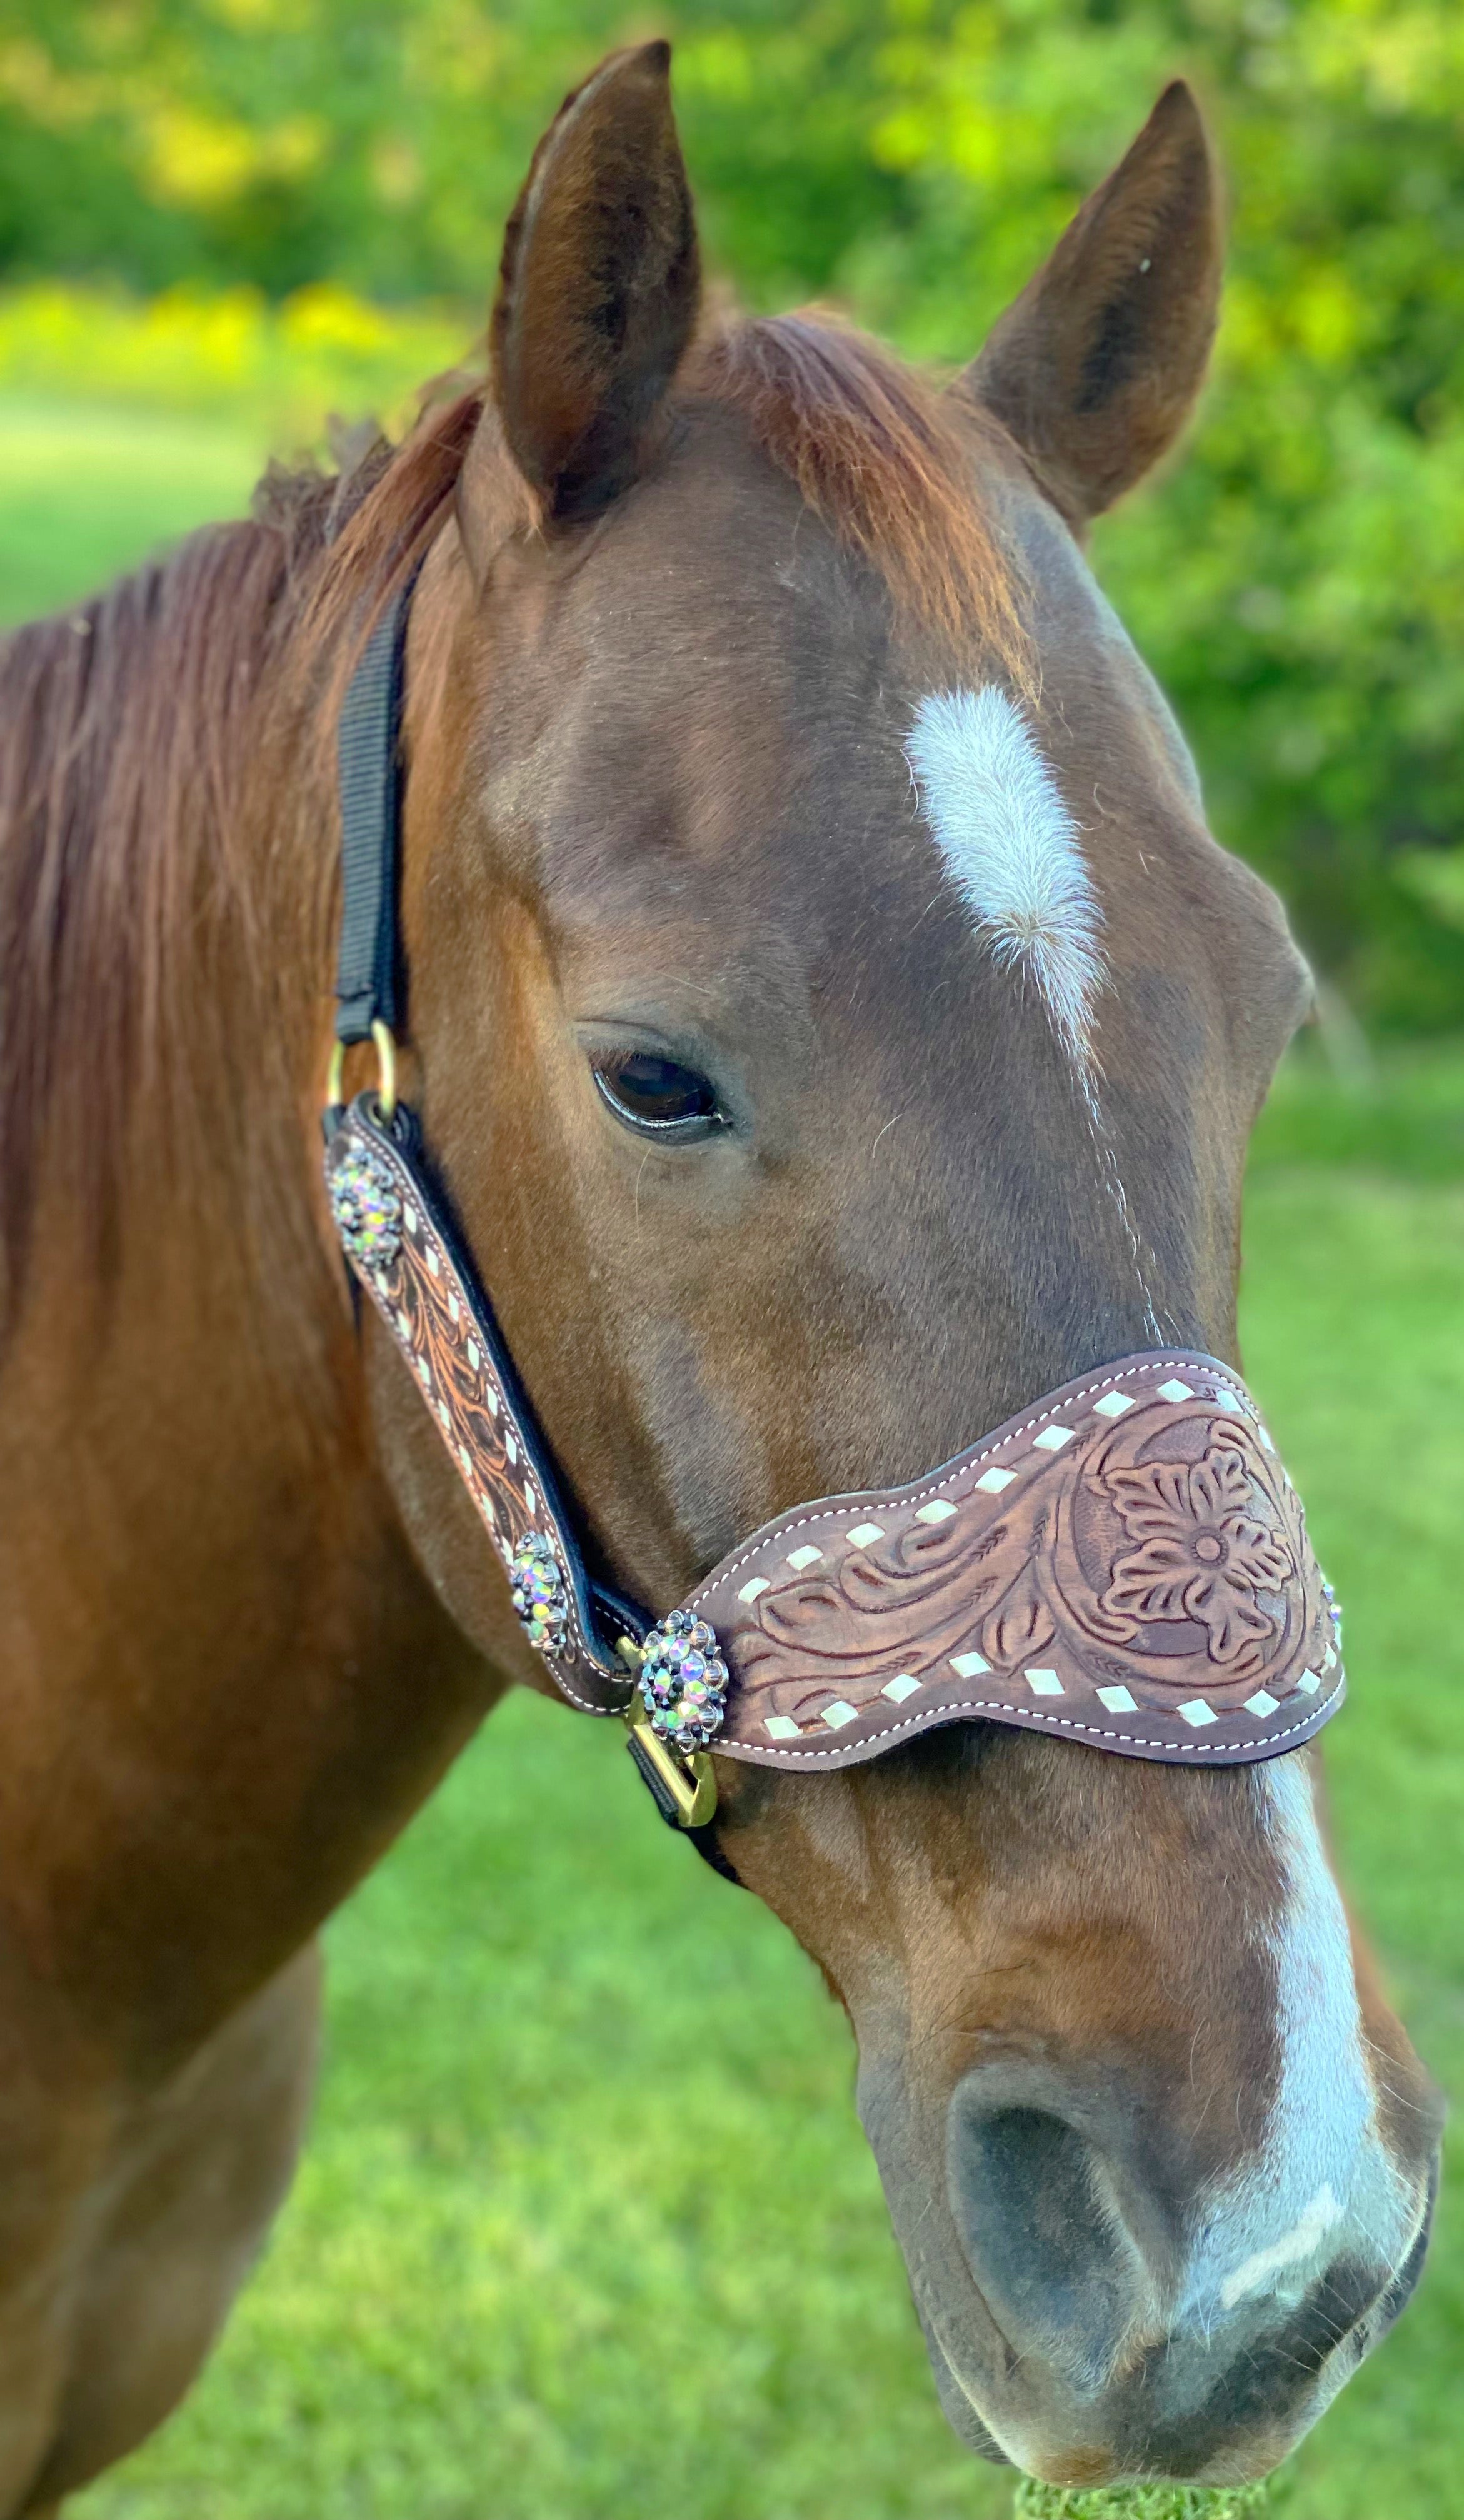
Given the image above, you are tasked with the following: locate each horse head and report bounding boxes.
[336,46,1441,2489]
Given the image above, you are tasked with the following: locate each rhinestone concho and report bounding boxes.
[510,1530,571,1660]
[329,1141,403,1271]
[637,1611,729,1753]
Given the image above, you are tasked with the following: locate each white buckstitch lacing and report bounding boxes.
[717,1670,1343,1763]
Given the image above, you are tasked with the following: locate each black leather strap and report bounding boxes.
[334,572,421,1043]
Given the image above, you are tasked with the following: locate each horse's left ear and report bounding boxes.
[479,41,700,530]
[965,82,1220,527]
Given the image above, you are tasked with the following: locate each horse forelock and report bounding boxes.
[689,313,1033,676]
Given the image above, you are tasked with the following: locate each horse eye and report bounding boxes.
[591,1050,724,1142]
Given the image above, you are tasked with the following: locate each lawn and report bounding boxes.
[3,405,1460,2520]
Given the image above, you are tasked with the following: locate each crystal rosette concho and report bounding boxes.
[636,1611,729,1752]
[509,1530,571,1659]
[328,1140,403,1270]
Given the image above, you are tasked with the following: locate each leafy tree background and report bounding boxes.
[3,0,1462,1025]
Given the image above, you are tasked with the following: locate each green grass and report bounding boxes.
[1015,2490,1270,2520]
[4,404,1460,2520]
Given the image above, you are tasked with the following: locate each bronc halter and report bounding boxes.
[321,576,1345,1840]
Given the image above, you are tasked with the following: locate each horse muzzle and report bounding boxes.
[864,2047,1441,2489]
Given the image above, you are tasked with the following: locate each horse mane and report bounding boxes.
[0,390,478,1345]
[0,314,1023,1346]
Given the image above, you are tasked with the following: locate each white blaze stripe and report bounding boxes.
[1178,1758,1408,2328]
[905,686,1106,1069]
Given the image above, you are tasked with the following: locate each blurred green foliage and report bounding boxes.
[3,1,1463,1026]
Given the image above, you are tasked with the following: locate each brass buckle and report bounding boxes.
[617,1639,718,1829]
[326,1020,398,1122]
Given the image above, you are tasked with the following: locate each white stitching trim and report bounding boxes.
[714,1670,1344,1762]
[689,1357,1246,1607]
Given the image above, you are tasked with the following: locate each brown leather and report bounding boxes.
[325,1099,631,1714]
[679,1353,1343,1767]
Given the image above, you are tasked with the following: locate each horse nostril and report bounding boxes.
[948,2075,1151,2394]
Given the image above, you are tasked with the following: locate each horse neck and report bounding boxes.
[0,543,492,2076]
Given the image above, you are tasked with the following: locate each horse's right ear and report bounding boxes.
[472,42,699,540]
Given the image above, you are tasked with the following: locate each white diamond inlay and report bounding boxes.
[1245,1690,1280,1717]
[916,1498,958,1524]
[1213,1386,1244,1413]
[1158,1379,1194,1403]
[1296,1668,1321,1696]
[786,1544,823,1572]
[846,1522,886,1549]
[1093,1390,1134,1418]
[764,1714,801,1740]
[403,1204,418,1235]
[1322,1644,1338,1672]
[976,1467,1016,1494]
[506,1431,518,1463]
[1033,1423,1076,1451]
[950,1650,991,1679]
[448,1293,459,1322]
[738,1577,771,1605]
[523,1483,536,1519]
[466,1338,481,1373]
[1025,1668,1063,1696]
[426,1242,441,1273]
[821,1700,860,1730]
[1178,1697,1218,1727]
[1097,1685,1138,1714]
[883,1674,922,1704]
[1258,1427,1276,1452]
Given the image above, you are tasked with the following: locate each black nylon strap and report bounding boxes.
[334,572,421,1043]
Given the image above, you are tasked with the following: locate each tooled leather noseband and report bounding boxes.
[322,581,1343,1837]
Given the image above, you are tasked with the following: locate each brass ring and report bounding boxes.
[371,1020,398,1122]
[325,1020,398,1122]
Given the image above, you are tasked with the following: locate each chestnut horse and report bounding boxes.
[0,45,1441,2504]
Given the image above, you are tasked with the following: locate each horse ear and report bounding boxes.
[965,83,1220,526]
[484,41,699,525]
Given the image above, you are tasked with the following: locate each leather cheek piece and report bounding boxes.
[324,1097,636,1712]
[680,1354,1343,1769]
